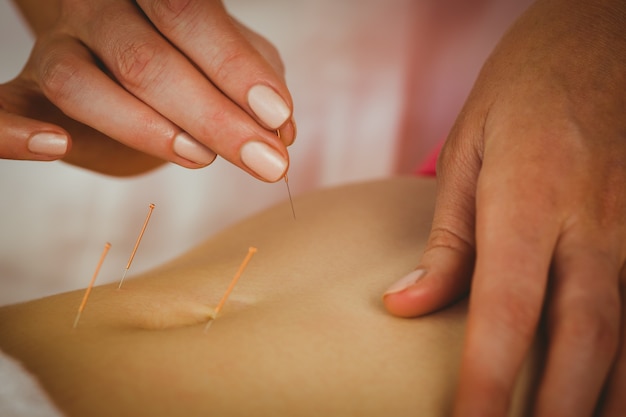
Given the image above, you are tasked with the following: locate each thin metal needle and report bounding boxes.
[118,203,155,289]
[275,129,296,220]
[73,242,111,329]
[204,247,258,332]
[284,175,296,220]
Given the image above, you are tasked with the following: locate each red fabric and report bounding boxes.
[415,141,443,177]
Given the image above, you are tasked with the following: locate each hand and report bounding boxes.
[0,76,167,175]
[6,0,294,178]
[384,0,626,415]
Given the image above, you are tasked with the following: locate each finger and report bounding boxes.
[278,117,296,147]
[138,0,294,131]
[453,154,564,416]
[31,34,216,169]
[0,109,69,161]
[596,267,626,417]
[383,123,480,317]
[231,16,287,78]
[78,1,288,181]
[534,237,621,417]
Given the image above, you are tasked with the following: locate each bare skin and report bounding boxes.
[0,177,540,417]
[2,0,625,415]
[384,1,626,416]
[2,0,295,177]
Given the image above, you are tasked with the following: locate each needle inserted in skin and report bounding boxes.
[118,203,155,289]
[73,242,111,329]
[276,129,296,220]
[204,247,258,332]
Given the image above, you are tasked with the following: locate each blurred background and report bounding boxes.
[0,0,531,305]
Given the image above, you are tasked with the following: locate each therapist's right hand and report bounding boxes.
[1,0,294,179]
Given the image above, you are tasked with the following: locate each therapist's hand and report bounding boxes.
[0,76,169,175]
[384,0,626,415]
[3,0,294,178]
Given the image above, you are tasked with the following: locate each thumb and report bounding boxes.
[383,131,480,318]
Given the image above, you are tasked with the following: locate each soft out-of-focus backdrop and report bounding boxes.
[0,0,531,305]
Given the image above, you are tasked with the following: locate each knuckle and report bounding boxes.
[436,135,479,178]
[195,108,228,142]
[113,38,161,90]
[426,225,474,255]
[560,304,620,357]
[38,50,81,104]
[492,295,541,342]
[150,0,194,21]
[210,48,248,81]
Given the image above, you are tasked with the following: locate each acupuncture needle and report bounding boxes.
[276,129,296,220]
[284,174,296,220]
[73,242,111,329]
[204,246,258,332]
[118,203,155,289]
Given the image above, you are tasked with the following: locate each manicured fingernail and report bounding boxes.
[28,132,68,157]
[247,84,291,129]
[278,117,297,146]
[173,132,216,165]
[240,141,287,182]
[290,117,297,141]
[384,269,426,296]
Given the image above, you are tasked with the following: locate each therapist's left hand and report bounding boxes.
[384,0,626,415]
[0,75,169,174]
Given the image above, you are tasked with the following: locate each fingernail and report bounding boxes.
[384,269,426,296]
[247,84,291,129]
[28,132,68,157]
[173,132,216,165]
[240,141,287,182]
[278,117,297,146]
[290,117,297,141]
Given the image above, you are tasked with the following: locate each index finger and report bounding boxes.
[137,0,294,132]
[70,1,289,181]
